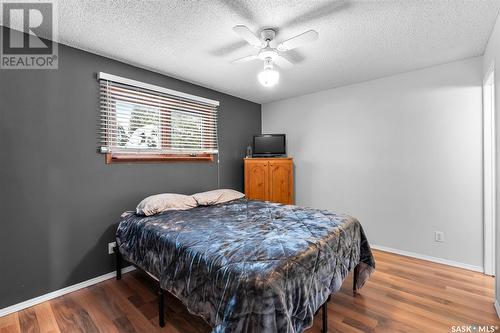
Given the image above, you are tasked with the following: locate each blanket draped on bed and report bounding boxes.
[116,199,375,333]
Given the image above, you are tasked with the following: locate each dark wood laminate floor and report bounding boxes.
[1,250,498,333]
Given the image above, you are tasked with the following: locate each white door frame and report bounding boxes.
[484,63,496,276]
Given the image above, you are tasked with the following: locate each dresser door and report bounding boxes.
[269,160,293,204]
[245,160,269,201]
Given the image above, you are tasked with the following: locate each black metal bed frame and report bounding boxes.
[115,247,360,333]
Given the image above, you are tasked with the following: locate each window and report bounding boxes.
[98,73,219,163]
[114,101,161,150]
[170,110,203,150]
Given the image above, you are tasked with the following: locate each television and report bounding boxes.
[253,134,286,157]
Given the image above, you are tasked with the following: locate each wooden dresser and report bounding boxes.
[244,157,294,204]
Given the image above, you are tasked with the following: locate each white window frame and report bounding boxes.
[98,72,219,163]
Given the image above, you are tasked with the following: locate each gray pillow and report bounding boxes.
[192,189,245,206]
[136,193,198,216]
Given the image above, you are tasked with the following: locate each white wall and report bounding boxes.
[483,11,500,311]
[263,57,484,268]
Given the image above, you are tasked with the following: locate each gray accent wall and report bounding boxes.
[0,30,261,308]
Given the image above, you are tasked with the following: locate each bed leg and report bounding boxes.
[321,301,328,333]
[159,287,165,327]
[353,264,360,295]
[114,246,122,280]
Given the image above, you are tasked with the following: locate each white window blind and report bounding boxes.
[98,72,219,155]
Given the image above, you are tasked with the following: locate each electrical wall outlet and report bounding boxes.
[434,231,444,243]
[108,241,116,254]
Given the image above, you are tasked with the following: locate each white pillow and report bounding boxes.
[136,193,198,216]
[192,189,245,206]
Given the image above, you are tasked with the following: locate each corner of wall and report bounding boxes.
[482,6,500,308]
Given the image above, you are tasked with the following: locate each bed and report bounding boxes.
[115,198,375,333]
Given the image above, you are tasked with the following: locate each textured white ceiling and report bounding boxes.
[3,0,500,103]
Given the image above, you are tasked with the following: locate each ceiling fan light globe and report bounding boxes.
[258,68,280,87]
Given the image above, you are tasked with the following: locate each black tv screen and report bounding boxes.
[253,134,286,156]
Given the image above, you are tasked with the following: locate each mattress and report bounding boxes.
[116,198,375,333]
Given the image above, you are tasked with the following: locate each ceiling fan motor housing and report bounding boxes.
[260,29,276,43]
[258,29,280,61]
[258,47,278,61]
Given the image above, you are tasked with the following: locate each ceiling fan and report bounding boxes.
[231,25,319,87]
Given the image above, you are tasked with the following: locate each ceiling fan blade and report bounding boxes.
[231,54,259,64]
[274,55,294,69]
[277,30,319,51]
[232,25,262,48]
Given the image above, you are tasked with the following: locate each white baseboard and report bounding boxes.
[0,246,487,318]
[495,300,500,320]
[0,266,135,318]
[371,244,484,273]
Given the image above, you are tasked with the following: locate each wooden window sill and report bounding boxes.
[105,153,214,164]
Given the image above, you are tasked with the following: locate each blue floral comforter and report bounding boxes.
[116,199,375,333]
